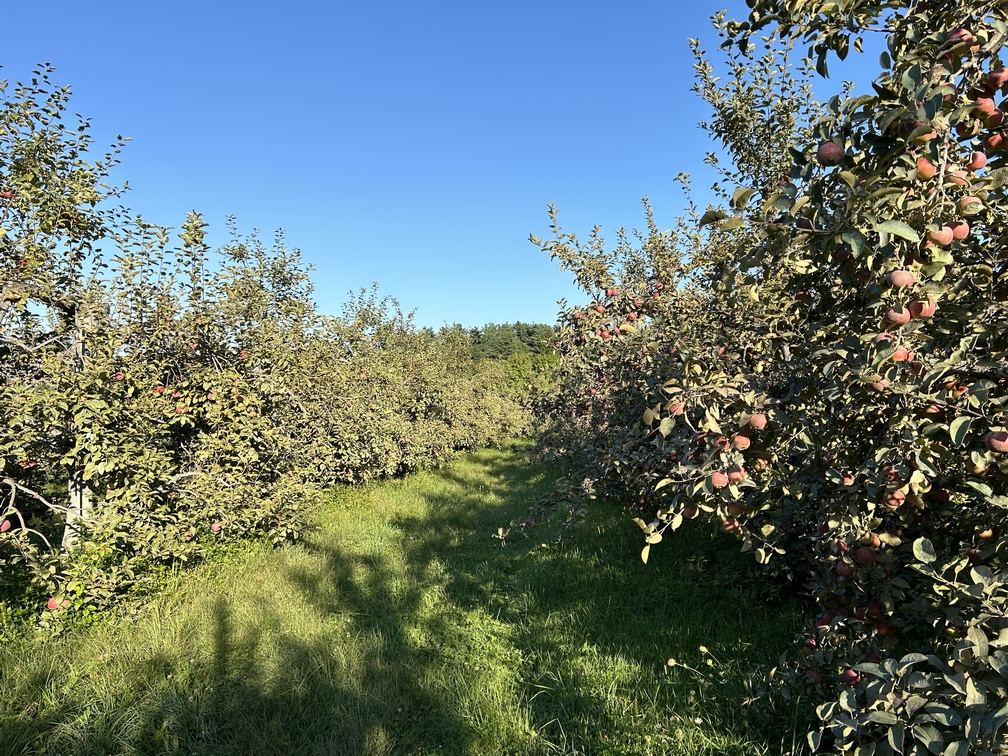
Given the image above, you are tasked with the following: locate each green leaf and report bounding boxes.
[731,186,756,210]
[698,209,728,228]
[718,216,745,231]
[867,710,898,725]
[873,220,920,243]
[913,537,937,564]
[949,416,972,447]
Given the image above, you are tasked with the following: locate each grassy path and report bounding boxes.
[0,441,806,755]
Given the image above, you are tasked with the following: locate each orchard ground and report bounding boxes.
[0,440,806,755]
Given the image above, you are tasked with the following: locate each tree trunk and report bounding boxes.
[62,323,92,550]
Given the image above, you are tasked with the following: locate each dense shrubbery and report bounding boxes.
[0,66,533,633]
[527,2,1008,752]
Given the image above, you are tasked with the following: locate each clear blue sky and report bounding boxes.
[4,1,877,329]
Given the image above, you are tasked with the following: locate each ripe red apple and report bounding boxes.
[876,621,896,637]
[855,547,876,565]
[989,67,1008,89]
[891,346,910,362]
[869,379,891,393]
[984,430,1008,452]
[947,28,974,47]
[727,465,746,482]
[0,520,10,533]
[884,489,906,508]
[595,304,605,313]
[874,332,894,345]
[885,307,911,326]
[986,109,1005,128]
[837,560,856,578]
[927,226,954,246]
[211,522,222,533]
[114,371,125,381]
[748,413,767,430]
[837,538,850,554]
[956,119,982,139]
[804,638,818,651]
[841,668,861,685]
[916,156,937,179]
[728,502,745,517]
[47,597,60,610]
[817,140,845,166]
[967,151,988,171]
[815,612,834,629]
[922,403,945,420]
[948,220,970,240]
[805,669,822,684]
[721,517,739,533]
[973,97,997,119]
[866,601,884,620]
[627,312,637,321]
[947,170,970,187]
[682,504,698,519]
[154,385,166,394]
[984,133,1004,152]
[711,471,729,488]
[909,299,937,320]
[732,434,751,450]
[888,270,915,288]
[842,474,855,486]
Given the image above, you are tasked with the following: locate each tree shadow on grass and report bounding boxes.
[285,445,808,755]
[1,444,807,755]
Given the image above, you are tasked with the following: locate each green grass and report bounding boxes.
[0,440,808,755]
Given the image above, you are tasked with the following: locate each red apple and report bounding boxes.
[966,151,987,172]
[0,520,10,533]
[885,307,911,326]
[211,522,222,533]
[909,300,937,319]
[46,597,60,611]
[837,560,856,578]
[989,67,1008,89]
[973,97,997,119]
[732,434,751,450]
[855,547,876,565]
[841,668,862,685]
[916,156,937,179]
[986,109,1005,128]
[710,472,729,488]
[884,489,906,508]
[948,220,970,240]
[748,413,767,430]
[985,133,1005,153]
[727,465,746,482]
[817,140,845,166]
[892,346,910,362]
[805,669,822,684]
[985,430,1008,452]
[888,270,915,288]
[928,226,954,246]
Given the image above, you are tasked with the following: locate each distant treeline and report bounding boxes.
[423,323,557,362]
